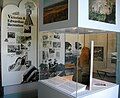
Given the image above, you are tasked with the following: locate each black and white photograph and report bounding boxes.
[42,35,49,40]
[8,53,30,72]
[65,42,72,52]
[21,44,28,50]
[54,33,60,39]
[42,51,49,60]
[16,36,32,44]
[24,25,31,33]
[49,48,55,54]
[56,51,60,58]
[7,32,15,38]
[43,41,52,48]
[53,42,61,48]
[75,42,82,50]
[8,45,21,53]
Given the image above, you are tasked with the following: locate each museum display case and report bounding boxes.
[39,0,119,97]
[38,27,118,98]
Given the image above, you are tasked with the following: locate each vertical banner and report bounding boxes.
[1,0,37,86]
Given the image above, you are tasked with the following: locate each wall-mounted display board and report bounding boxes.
[39,0,120,32]
[38,32,65,79]
[1,0,38,86]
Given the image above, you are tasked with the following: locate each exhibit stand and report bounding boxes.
[38,77,119,98]
[1,0,38,87]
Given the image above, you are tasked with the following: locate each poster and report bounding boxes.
[1,0,37,86]
[43,0,68,24]
[89,0,116,24]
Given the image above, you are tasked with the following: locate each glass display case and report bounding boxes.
[38,28,117,97]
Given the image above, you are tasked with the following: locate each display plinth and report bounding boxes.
[38,78,119,98]
[39,0,120,32]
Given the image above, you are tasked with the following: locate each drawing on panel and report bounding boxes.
[8,52,31,72]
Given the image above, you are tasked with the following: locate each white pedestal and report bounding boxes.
[38,78,119,98]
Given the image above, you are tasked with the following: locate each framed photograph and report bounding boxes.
[89,0,116,24]
[43,0,68,24]
[94,46,104,61]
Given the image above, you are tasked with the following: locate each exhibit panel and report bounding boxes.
[1,0,38,86]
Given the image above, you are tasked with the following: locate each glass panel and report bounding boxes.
[84,33,116,83]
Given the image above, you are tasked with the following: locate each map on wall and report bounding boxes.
[43,0,68,24]
[89,0,116,24]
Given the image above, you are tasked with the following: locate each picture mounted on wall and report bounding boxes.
[43,0,68,24]
[89,0,116,24]
[94,46,104,61]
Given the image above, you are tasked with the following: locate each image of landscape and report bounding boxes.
[89,0,115,24]
[43,0,68,24]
